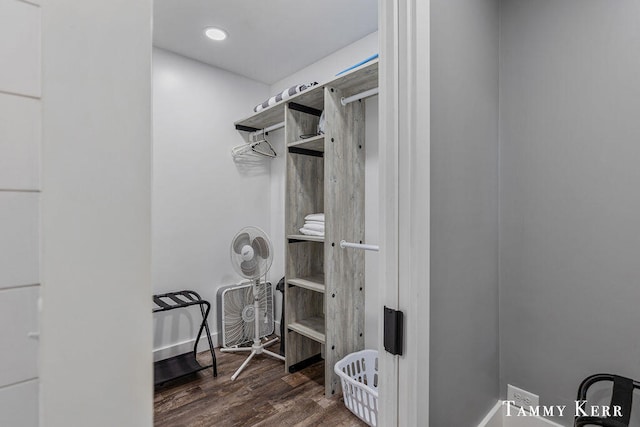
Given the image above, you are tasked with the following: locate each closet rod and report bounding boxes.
[339,240,379,252]
[250,121,285,138]
[340,87,379,106]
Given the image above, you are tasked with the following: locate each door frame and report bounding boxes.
[378,0,431,425]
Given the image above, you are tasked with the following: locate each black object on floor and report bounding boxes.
[154,353,208,385]
[574,373,640,427]
[152,290,217,386]
[276,277,285,356]
[288,354,323,374]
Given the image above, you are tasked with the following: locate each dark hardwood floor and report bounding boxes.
[154,340,367,427]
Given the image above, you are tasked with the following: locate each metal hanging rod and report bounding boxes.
[339,240,380,252]
[340,87,379,106]
[250,121,285,138]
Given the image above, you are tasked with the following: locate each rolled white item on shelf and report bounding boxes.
[302,223,324,232]
[299,227,324,237]
[304,213,325,222]
[304,220,324,226]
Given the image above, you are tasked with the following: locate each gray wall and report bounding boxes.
[430,0,500,425]
[499,0,640,424]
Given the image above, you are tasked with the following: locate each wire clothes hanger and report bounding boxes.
[231,129,277,159]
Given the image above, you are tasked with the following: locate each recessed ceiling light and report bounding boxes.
[204,27,227,41]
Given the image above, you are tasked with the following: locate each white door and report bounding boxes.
[0,0,42,425]
[378,0,430,425]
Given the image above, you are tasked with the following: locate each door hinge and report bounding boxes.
[383,306,403,356]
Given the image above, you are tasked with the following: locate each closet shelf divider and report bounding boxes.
[287,134,325,153]
[288,316,326,344]
[288,275,325,293]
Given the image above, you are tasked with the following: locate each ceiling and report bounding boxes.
[153,0,378,85]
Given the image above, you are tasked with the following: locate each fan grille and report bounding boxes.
[230,227,273,280]
[219,282,274,348]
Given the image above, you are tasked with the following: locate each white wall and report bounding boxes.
[429,0,500,425]
[0,0,41,426]
[41,1,153,426]
[267,31,380,348]
[152,48,271,356]
[499,1,640,425]
[269,31,378,92]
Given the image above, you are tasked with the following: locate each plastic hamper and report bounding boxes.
[334,349,379,426]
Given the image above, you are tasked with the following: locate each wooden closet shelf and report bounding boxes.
[328,59,378,98]
[288,316,325,344]
[288,275,325,293]
[235,85,324,131]
[287,134,325,153]
[234,60,378,132]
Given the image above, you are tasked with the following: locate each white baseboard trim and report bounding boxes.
[153,322,282,362]
[478,401,566,427]
[478,401,503,427]
[153,333,219,362]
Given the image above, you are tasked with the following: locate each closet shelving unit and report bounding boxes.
[234,60,377,397]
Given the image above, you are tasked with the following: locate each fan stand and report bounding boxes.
[220,279,285,381]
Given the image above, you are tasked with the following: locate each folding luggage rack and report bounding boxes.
[575,373,640,427]
[153,290,217,386]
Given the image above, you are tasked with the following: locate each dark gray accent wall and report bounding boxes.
[500,0,640,424]
[430,0,500,425]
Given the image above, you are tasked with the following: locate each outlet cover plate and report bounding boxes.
[507,384,539,409]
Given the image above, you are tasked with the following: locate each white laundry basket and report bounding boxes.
[334,349,379,426]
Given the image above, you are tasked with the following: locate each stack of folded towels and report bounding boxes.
[299,213,325,237]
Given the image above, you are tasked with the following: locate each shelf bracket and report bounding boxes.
[288,147,324,158]
[235,124,260,132]
[289,102,323,117]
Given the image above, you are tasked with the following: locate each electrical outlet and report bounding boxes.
[507,384,539,409]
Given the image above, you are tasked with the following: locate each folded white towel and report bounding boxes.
[305,213,325,222]
[302,223,324,232]
[299,227,324,237]
[305,220,324,226]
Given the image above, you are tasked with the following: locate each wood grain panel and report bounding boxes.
[287,134,325,153]
[154,343,366,426]
[281,71,369,397]
[323,85,366,396]
[284,104,325,372]
[234,60,377,132]
[330,60,379,99]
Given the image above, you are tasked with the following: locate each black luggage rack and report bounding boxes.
[153,290,217,386]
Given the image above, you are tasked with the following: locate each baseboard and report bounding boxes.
[153,333,220,362]
[478,401,504,427]
[478,401,566,427]
[153,322,282,362]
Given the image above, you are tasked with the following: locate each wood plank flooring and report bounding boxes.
[154,340,367,427]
